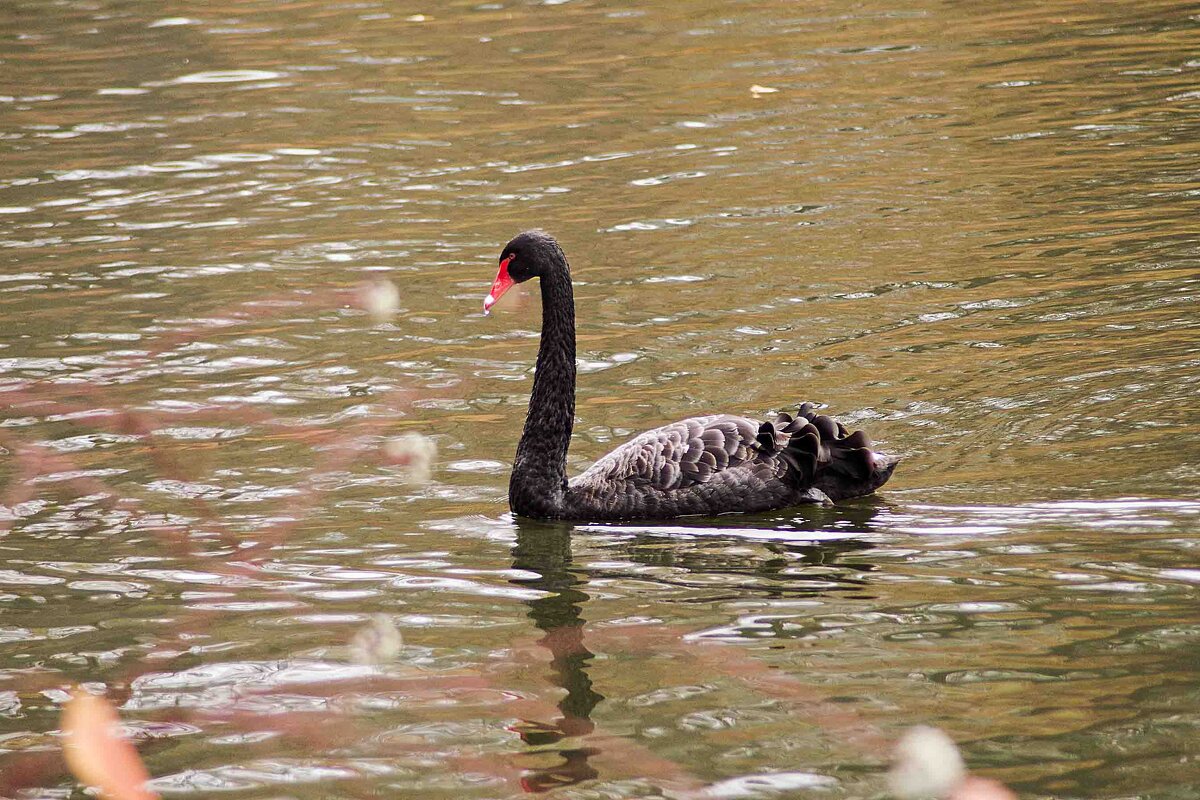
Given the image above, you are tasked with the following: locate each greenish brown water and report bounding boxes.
[1,1,1198,798]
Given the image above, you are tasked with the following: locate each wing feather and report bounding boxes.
[564,404,898,516]
[582,414,762,491]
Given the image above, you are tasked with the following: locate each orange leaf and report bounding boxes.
[950,777,1019,800]
[61,688,159,800]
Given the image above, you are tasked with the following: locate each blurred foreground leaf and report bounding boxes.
[62,688,158,800]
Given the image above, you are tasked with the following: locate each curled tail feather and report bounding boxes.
[755,403,898,501]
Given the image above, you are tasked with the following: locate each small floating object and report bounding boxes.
[350,614,404,665]
[357,278,401,323]
[382,432,438,482]
[750,84,779,96]
[890,726,1017,800]
[890,726,965,799]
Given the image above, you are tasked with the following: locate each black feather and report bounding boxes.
[756,422,776,453]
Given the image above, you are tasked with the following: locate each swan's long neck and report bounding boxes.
[510,263,575,518]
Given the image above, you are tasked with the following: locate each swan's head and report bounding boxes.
[484,230,567,314]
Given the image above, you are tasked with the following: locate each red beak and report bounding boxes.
[484,255,515,314]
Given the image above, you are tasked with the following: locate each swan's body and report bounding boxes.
[486,230,898,522]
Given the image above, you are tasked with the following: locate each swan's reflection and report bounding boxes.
[575,499,889,601]
[509,520,603,791]
[505,502,888,790]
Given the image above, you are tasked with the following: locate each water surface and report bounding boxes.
[1,1,1198,798]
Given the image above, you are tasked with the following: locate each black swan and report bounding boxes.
[484,230,899,521]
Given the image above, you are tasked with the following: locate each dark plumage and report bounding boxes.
[484,230,899,521]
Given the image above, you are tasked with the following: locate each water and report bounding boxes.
[1,0,1198,797]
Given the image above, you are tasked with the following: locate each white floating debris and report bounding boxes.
[750,84,779,96]
[357,278,401,323]
[350,614,404,665]
[382,433,437,482]
[889,726,966,799]
[148,17,198,28]
[705,771,838,798]
[169,69,285,85]
[405,14,428,22]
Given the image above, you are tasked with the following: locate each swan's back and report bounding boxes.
[564,404,898,521]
